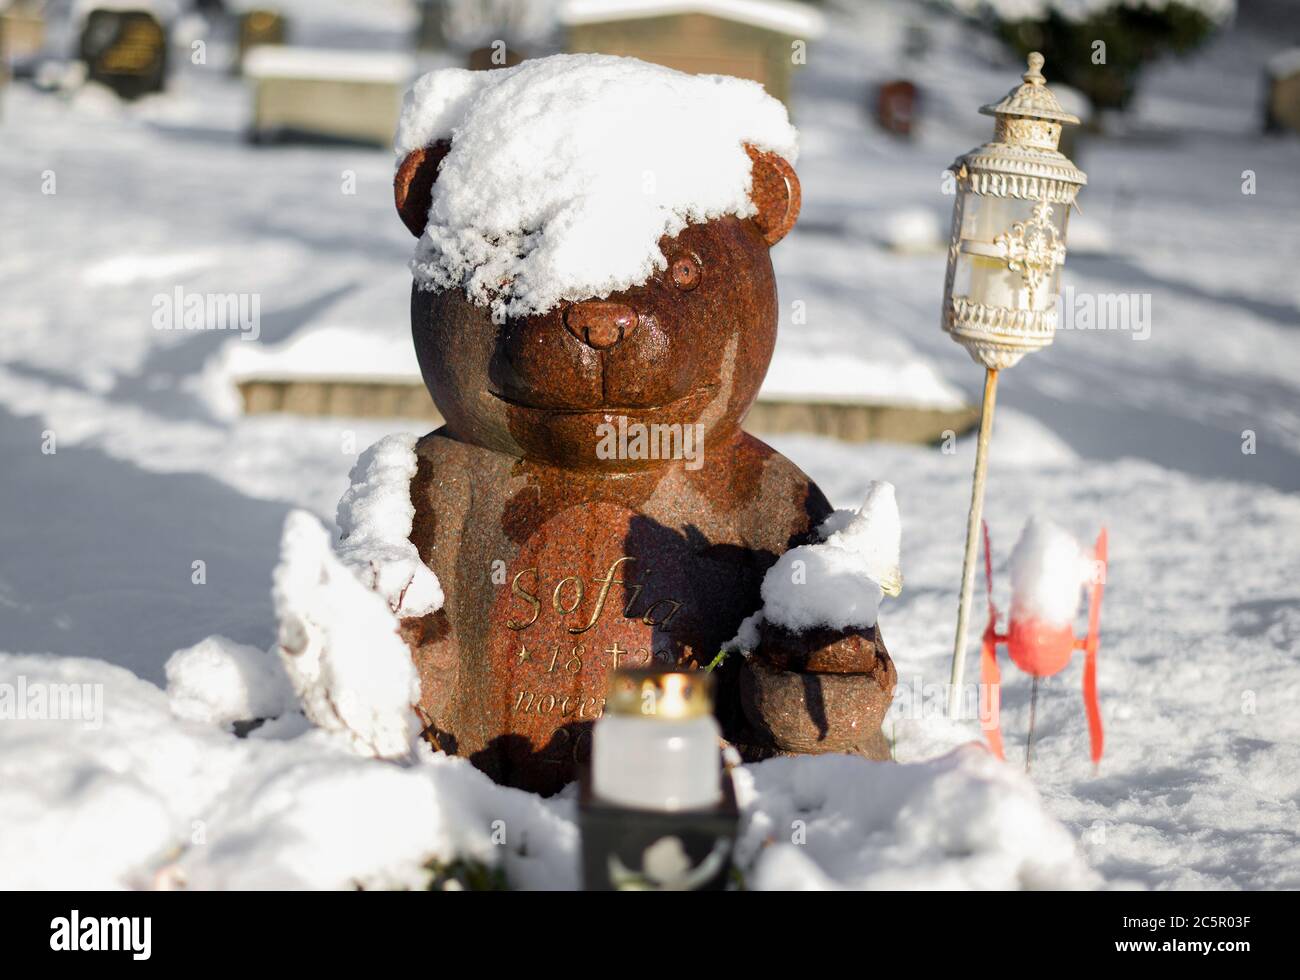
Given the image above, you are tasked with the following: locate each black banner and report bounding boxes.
[1,890,1286,965]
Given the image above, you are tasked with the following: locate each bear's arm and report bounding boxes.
[727,432,897,762]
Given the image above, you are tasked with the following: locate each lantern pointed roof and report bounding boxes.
[980,52,1081,126]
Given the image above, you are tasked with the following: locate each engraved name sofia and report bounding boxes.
[504,556,684,634]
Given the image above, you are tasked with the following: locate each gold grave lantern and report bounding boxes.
[944,53,1088,714]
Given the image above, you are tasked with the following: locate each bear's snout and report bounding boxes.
[563,301,637,350]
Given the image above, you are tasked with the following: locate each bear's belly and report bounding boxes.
[428,499,763,795]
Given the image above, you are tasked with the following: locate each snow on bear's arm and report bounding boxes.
[274,511,423,760]
[394,53,799,323]
[336,432,443,618]
[761,545,885,634]
[817,481,902,597]
[728,481,902,644]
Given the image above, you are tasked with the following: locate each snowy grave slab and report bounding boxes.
[0,3,46,68]
[560,0,827,107]
[244,46,415,146]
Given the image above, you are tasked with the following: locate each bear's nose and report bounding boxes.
[564,302,637,351]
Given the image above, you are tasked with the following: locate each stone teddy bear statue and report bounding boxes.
[388,56,896,795]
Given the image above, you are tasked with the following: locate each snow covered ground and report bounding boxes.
[1,0,1297,889]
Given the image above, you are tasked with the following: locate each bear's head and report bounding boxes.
[395,144,799,471]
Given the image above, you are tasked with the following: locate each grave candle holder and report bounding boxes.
[580,670,739,891]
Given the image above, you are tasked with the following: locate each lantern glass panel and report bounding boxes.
[952,192,1070,313]
[959,193,1036,243]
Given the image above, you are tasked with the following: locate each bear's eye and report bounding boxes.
[670,255,701,291]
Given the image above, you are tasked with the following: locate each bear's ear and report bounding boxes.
[745,144,801,246]
[394,139,451,238]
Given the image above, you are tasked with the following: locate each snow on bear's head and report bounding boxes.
[393,54,803,470]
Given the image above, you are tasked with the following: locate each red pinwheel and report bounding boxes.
[978,519,1108,769]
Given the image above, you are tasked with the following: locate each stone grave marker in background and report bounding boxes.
[79,8,167,100]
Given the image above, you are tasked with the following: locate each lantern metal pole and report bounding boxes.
[948,367,998,717]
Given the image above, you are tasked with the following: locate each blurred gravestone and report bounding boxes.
[562,2,823,109]
[2,1,46,69]
[1265,49,1300,134]
[874,79,917,138]
[237,8,286,71]
[79,8,167,100]
[466,44,523,70]
[902,21,929,60]
[244,47,414,146]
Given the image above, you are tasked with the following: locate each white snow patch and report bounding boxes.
[736,745,1098,889]
[220,324,420,384]
[1009,516,1091,625]
[84,251,216,287]
[0,654,245,890]
[819,480,903,596]
[759,351,966,408]
[336,433,444,618]
[0,656,1090,891]
[561,0,826,37]
[175,746,580,891]
[748,843,841,889]
[763,545,884,632]
[164,635,295,730]
[878,206,945,254]
[396,53,799,322]
[756,480,901,633]
[0,653,576,891]
[273,511,423,759]
[988,407,1079,467]
[243,46,415,83]
[722,609,765,655]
